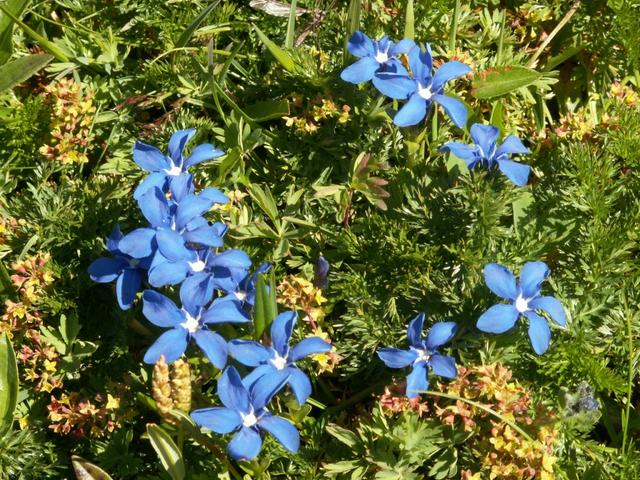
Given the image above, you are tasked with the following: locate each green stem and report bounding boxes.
[448,0,461,52]
[527,0,581,68]
[621,296,635,455]
[424,390,535,443]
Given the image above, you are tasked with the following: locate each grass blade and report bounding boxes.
[254,24,297,73]
[175,0,220,48]
[404,0,414,40]
[285,0,297,49]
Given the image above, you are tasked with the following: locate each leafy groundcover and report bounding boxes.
[1,0,640,478]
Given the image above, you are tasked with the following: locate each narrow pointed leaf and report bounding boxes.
[146,424,185,480]
[0,0,30,65]
[0,333,18,432]
[0,54,53,91]
[254,24,297,73]
[253,273,268,340]
[472,65,542,99]
[285,0,297,49]
[71,455,114,480]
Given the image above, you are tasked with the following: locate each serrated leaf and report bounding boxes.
[72,455,114,480]
[0,54,53,91]
[254,24,297,73]
[472,65,542,99]
[146,424,185,480]
[0,333,18,432]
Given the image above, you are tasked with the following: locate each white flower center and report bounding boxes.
[417,84,433,100]
[180,312,200,333]
[374,49,389,63]
[270,353,288,370]
[515,295,529,313]
[241,411,258,428]
[189,260,206,272]
[415,348,431,363]
[234,290,247,301]
[165,164,182,176]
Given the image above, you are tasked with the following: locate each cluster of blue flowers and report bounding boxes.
[89,130,330,460]
[343,33,566,397]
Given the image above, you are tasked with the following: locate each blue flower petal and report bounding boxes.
[496,135,530,157]
[271,311,296,357]
[372,73,416,99]
[428,354,457,379]
[133,141,170,172]
[143,328,188,364]
[193,329,228,369]
[470,123,500,155]
[106,225,123,252]
[202,299,250,324]
[497,159,530,186]
[519,261,549,298]
[407,45,431,84]
[184,144,224,168]
[432,94,468,128]
[476,304,519,333]
[210,249,252,269]
[156,229,193,262]
[228,427,262,461]
[484,263,518,300]
[287,366,312,404]
[148,260,189,287]
[138,188,170,228]
[346,31,375,57]
[393,93,427,127]
[241,364,274,390]
[169,172,194,203]
[200,187,230,205]
[179,274,214,313]
[88,257,124,283]
[258,414,300,453]
[529,296,566,326]
[249,369,290,411]
[290,336,331,361]
[218,366,251,413]
[378,348,418,368]
[168,128,196,165]
[525,311,551,355]
[432,61,471,92]
[405,362,428,398]
[340,56,380,84]
[229,340,271,367]
[191,407,242,434]
[406,312,425,347]
[425,322,457,350]
[142,290,184,327]
[439,142,478,164]
[182,225,224,248]
[116,268,142,310]
[175,195,212,231]
[118,228,157,259]
[134,172,168,201]
[389,38,415,56]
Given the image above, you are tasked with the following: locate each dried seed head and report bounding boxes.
[171,358,192,413]
[152,355,175,424]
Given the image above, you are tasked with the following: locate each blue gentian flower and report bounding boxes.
[88,225,151,310]
[216,261,271,307]
[378,313,457,399]
[229,311,331,405]
[141,288,249,367]
[191,366,299,461]
[374,44,471,127]
[439,123,531,186]
[477,262,566,355]
[313,255,329,289]
[133,129,224,200]
[341,31,415,88]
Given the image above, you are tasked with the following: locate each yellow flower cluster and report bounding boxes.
[284,95,350,134]
[18,329,62,393]
[609,81,639,108]
[151,356,192,425]
[38,78,96,165]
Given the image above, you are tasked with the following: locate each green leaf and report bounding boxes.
[254,25,297,73]
[513,190,534,233]
[0,333,18,433]
[146,424,185,480]
[313,184,345,198]
[326,424,360,448]
[0,54,53,91]
[544,44,584,71]
[285,0,297,49]
[246,183,280,226]
[244,99,290,121]
[403,0,414,40]
[175,0,220,48]
[71,455,114,480]
[472,65,542,99]
[0,259,14,297]
[253,273,268,340]
[0,3,69,62]
[0,0,30,65]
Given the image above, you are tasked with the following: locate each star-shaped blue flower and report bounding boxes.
[228,311,331,405]
[191,366,299,461]
[378,313,458,398]
[88,225,151,310]
[141,288,249,367]
[439,123,531,186]
[341,31,415,88]
[373,44,471,127]
[477,261,566,355]
[133,129,224,200]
